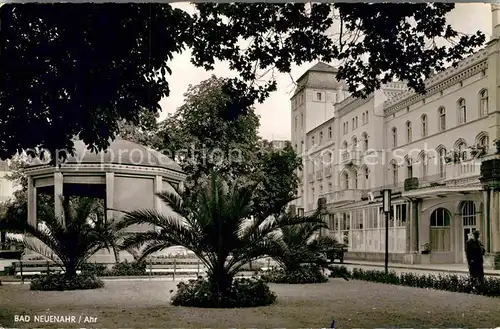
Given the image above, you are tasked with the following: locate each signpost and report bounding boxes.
[382,189,392,274]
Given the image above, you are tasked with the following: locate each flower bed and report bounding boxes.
[30,273,104,291]
[171,277,277,308]
[329,265,500,297]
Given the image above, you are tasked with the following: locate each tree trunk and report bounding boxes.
[65,262,78,278]
[113,246,120,263]
[209,257,233,298]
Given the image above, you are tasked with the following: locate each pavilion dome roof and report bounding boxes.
[62,138,182,172]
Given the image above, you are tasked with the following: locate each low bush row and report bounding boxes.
[329,265,500,297]
[81,261,146,276]
[260,266,328,284]
[171,277,276,308]
[30,273,104,291]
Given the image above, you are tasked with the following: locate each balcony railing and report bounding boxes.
[340,150,362,165]
[445,159,480,182]
[322,189,365,204]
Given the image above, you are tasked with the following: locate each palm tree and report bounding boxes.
[117,171,323,296]
[5,196,120,278]
[266,214,338,272]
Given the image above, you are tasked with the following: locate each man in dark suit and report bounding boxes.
[465,230,485,284]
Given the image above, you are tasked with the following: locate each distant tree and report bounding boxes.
[0,3,485,160]
[117,110,162,149]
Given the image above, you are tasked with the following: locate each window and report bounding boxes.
[300,113,304,128]
[352,118,355,130]
[430,208,451,252]
[462,201,476,227]
[479,135,489,151]
[391,161,398,184]
[457,141,467,161]
[480,89,489,117]
[421,114,428,137]
[342,172,349,189]
[297,208,304,216]
[364,167,369,188]
[406,158,413,178]
[438,148,446,178]
[355,116,358,129]
[317,92,322,101]
[328,182,333,191]
[319,131,323,143]
[362,133,368,151]
[392,127,398,147]
[353,170,358,189]
[458,98,467,124]
[328,126,332,139]
[362,113,366,125]
[406,121,412,143]
[312,136,315,145]
[300,140,304,153]
[365,111,369,124]
[438,107,446,131]
[342,140,348,150]
[343,122,348,135]
[294,117,298,130]
[421,153,427,177]
[352,137,357,150]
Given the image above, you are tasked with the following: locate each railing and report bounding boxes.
[419,173,446,188]
[340,150,362,165]
[322,189,365,204]
[445,159,480,181]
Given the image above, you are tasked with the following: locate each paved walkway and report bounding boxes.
[341,259,500,277]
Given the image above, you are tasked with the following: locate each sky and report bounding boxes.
[158,3,492,141]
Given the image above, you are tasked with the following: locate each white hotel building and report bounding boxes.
[291,5,500,266]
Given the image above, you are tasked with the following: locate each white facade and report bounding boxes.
[0,161,17,202]
[291,6,500,265]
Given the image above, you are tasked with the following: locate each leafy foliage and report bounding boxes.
[30,273,104,291]
[0,4,485,159]
[4,196,121,278]
[266,213,336,271]
[260,265,328,284]
[118,171,322,302]
[329,266,500,297]
[171,277,276,308]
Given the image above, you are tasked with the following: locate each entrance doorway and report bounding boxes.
[461,201,477,264]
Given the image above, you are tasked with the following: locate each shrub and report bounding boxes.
[171,277,277,308]
[81,263,108,276]
[261,266,328,284]
[329,266,500,297]
[109,260,146,276]
[30,273,104,291]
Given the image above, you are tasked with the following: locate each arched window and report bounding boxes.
[406,121,412,143]
[462,201,476,227]
[420,153,427,178]
[353,170,358,189]
[391,161,398,184]
[362,132,368,151]
[342,141,348,150]
[421,114,428,137]
[479,89,489,117]
[457,98,467,124]
[479,135,489,151]
[342,172,349,189]
[438,107,446,132]
[352,137,358,150]
[364,167,369,189]
[457,141,467,161]
[430,208,451,252]
[406,157,413,178]
[438,148,447,178]
[392,127,398,147]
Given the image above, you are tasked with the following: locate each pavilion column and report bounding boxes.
[153,175,162,212]
[27,176,37,227]
[54,172,64,224]
[105,172,115,221]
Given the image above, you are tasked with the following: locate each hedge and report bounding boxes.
[329,265,500,297]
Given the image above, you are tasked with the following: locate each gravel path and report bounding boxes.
[1,279,500,328]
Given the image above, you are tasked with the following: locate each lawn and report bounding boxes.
[1,278,500,328]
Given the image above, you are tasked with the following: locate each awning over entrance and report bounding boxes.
[402,186,482,199]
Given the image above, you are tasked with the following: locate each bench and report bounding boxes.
[326,244,347,264]
[12,260,82,279]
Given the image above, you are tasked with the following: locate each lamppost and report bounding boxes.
[382,189,392,274]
